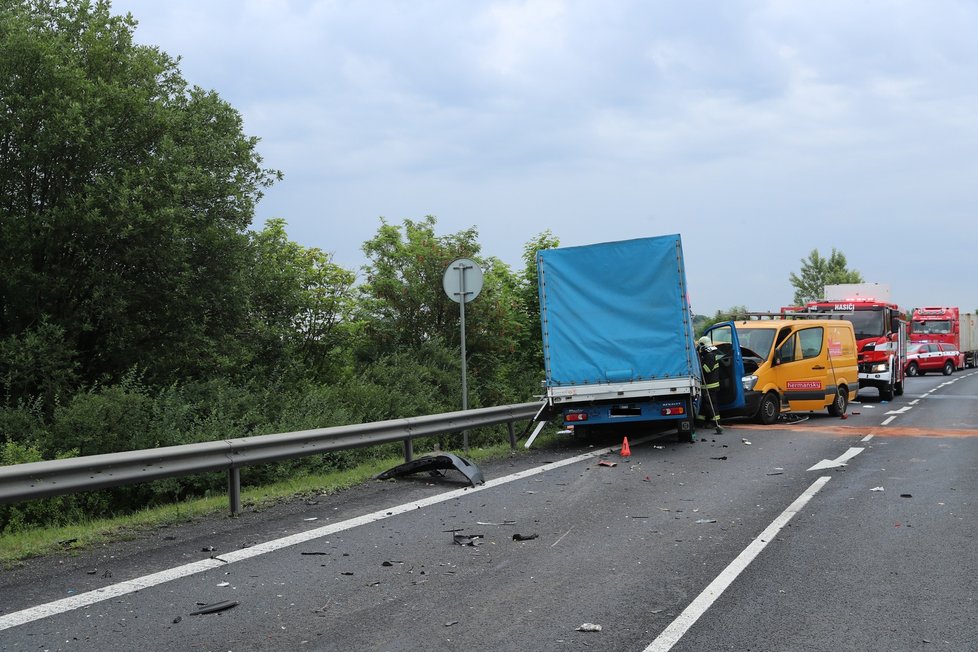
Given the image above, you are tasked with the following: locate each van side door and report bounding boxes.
[774,326,831,412]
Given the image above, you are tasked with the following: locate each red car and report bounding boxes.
[905,342,959,376]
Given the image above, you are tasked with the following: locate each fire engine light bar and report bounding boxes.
[565,412,588,422]
[661,406,686,416]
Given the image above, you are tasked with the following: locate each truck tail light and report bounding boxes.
[565,412,588,422]
[661,406,686,416]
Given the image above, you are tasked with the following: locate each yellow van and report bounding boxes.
[703,319,859,424]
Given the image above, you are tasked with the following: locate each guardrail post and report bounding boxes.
[508,421,516,450]
[228,467,241,516]
[403,438,413,463]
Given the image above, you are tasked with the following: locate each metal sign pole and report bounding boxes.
[442,258,483,455]
[457,263,470,453]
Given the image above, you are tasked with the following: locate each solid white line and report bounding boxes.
[0,443,628,632]
[861,434,874,442]
[643,476,832,652]
[881,416,897,426]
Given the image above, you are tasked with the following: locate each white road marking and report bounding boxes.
[643,476,832,652]
[861,434,874,442]
[881,416,897,426]
[0,442,631,632]
[885,406,913,415]
[808,447,865,471]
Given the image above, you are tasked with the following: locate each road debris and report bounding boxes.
[190,600,239,616]
[871,487,885,492]
[741,439,752,445]
[710,456,727,461]
[695,519,717,524]
[901,493,913,498]
[577,623,602,632]
[452,533,485,546]
[597,460,617,467]
[375,453,484,487]
[476,520,516,526]
[512,533,539,541]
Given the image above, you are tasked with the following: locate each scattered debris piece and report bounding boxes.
[710,456,727,461]
[87,569,97,575]
[851,412,860,415]
[512,533,539,541]
[201,546,216,552]
[216,582,230,587]
[190,600,239,616]
[375,453,484,487]
[871,487,885,492]
[741,439,752,445]
[303,517,318,522]
[300,552,328,556]
[695,519,717,524]
[644,476,652,482]
[597,460,617,467]
[577,623,602,632]
[452,533,485,546]
[172,616,182,624]
[445,621,459,627]
[653,445,664,450]
[381,560,404,567]
[766,471,784,476]
[901,493,913,498]
[476,520,516,526]
[341,572,354,576]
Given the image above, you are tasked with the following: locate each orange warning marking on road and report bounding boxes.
[735,423,978,437]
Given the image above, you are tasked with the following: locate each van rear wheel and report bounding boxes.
[828,387,848,417]
[756,392,780,425]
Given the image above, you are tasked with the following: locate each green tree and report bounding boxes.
[358,216,481,356]
[358,216,543,407]
[788,249,863,305]
[0,0,281,397]
[695,305,750,336]
[246,219,357,381]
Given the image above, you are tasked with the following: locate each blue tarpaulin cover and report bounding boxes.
[537,234,698,386]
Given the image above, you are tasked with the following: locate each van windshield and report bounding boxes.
[734,327,776,359]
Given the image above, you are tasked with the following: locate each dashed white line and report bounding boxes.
[643,476,833,652]
[881,416,897,426]
[861,434,874,442]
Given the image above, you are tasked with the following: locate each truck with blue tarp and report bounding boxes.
[536,234,706,440]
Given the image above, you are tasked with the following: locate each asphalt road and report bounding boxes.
[1,370,976,651]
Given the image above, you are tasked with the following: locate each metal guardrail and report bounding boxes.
[0,402,541,515]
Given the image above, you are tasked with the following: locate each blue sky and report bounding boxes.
[111,0,978,315]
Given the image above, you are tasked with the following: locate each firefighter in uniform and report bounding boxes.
[697,336,723,434]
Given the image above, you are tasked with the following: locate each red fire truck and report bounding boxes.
[909,306,978,369]
[785,284,907,401]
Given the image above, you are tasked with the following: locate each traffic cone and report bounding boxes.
[621,437,631,458]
